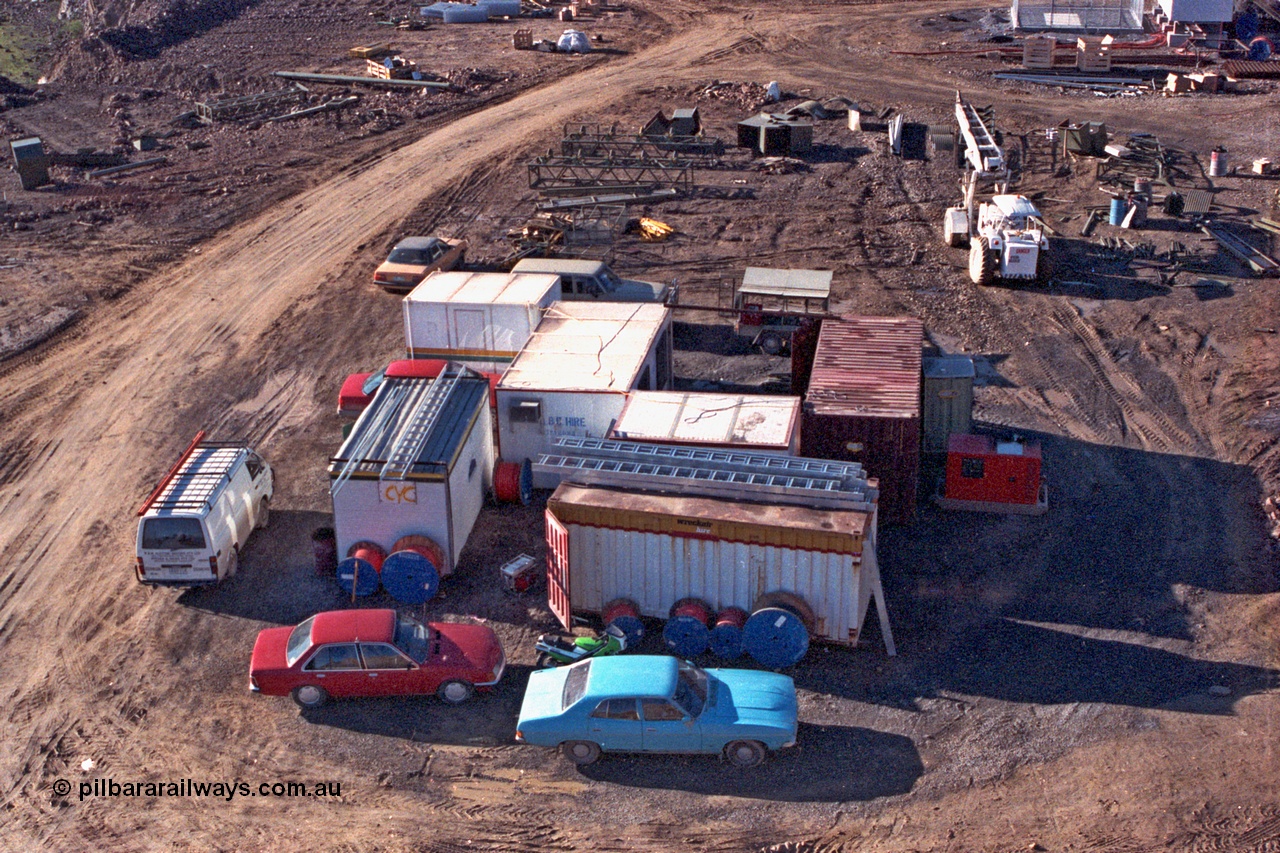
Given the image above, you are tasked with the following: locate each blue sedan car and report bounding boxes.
[514,655,798,767]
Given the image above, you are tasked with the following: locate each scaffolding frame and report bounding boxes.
[1010,0,1144,32]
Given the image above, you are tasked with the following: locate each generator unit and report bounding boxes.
[934,433,1048,515]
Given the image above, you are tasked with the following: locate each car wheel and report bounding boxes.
[256,498,270,529]
[437,680,475,705]
[725,740,767,768]
[561,741,601,766]
[292,685,329,709]
[226,546,239,578]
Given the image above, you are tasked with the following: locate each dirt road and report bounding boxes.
[4,1,1280,850]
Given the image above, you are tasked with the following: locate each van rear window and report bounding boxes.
[141,518,207,550]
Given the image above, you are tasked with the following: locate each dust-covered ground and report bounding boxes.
[3,0,1280,850]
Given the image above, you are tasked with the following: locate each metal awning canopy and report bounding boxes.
[739,267,832,301]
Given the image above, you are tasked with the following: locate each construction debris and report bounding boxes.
[347,43,392,59]
[195,86,308,124]
[366,56,420,80]
[272,71,453,91]
[266,96,360,123]
[527,154,695,196]
[631,217,674,241]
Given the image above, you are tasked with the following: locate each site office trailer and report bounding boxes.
[496,302,674,488]
[328,374,495,575]
[402,271,560,372]
[544,483,892,651]
[607,390,802,455]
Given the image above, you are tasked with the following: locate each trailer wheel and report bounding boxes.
[758,333,785,356]
[970,237,997,286]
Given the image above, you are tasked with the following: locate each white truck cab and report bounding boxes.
[135,433,273,586]
[509,258,668,303]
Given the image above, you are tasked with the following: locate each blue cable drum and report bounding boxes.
[602,598,644,648]
[742,607,810,669]
[381,550,441,604]
[1236,11,1260,41]
[336,557,380,597]
[663,616,710,657]
[709,607,748,660]
[1248,37,1274,62]
[607,615,645,648]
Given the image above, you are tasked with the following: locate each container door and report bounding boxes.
[545,511,572,630]
[452,309,490,354]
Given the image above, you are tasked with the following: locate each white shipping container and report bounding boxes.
[546,483,894,653]
[329,372,494,574]
[402,271,560,372]
[1159,0,1232,23]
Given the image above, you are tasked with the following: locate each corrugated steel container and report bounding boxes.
[608,391,800,454]
[402,271,560,372]
[328,374,494,575]
[802,315,923,524]
[497,302,673,487]
[545,483,892,652]
[921,355,975,454]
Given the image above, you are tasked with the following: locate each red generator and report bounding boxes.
[935,434,1048,515]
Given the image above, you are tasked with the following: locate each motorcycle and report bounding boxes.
[535,622,627,668]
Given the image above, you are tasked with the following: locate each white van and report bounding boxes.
[509,258,669,303]
[135,436,274,586]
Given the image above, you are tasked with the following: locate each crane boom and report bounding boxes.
[955,91,1004,175]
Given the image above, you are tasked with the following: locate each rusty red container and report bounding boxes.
[801,315,923,524]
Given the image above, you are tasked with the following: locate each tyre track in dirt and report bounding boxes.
[1051,303,1208,456]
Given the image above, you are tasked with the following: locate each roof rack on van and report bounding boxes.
[136,432,246,516]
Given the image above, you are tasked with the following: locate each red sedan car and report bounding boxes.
[336,359,502,419]
[250,609,505,708]
[336,359,447,418]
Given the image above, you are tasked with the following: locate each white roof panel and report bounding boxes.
[405,271,560,306]
[499,302,669,392]
[610,391,800,449]
[740,267,832,300]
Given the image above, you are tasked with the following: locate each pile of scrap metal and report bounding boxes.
[505,206,625,261]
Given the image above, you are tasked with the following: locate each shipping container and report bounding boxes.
[402,271,560,372]
[496,302,673,487]
[801,315,923,524]
[328,367,495,576]
[608,391,801,454]
[921,355,975,454]
[545,482,893,653]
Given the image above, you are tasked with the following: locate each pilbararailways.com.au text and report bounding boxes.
[62,778,341,802]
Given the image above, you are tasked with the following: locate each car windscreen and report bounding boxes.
[285,617,316,667]
[387,248,432,265]
[562,661,590,710]
[360,367,388,397]
[675,661,708,717]
[141,517,207,550]
[394,615,434,664]
[598,269,622,292]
